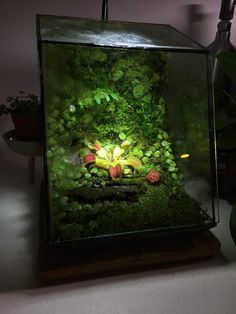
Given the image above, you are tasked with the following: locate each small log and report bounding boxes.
[69,185,142,202]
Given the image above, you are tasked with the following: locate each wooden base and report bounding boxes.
[39,231,220,284]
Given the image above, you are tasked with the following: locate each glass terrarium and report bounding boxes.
[37,15,218,246]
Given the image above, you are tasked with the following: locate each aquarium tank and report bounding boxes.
[37,15,218,245]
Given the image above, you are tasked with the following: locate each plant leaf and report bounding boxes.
[96,148,108,160]
[119,132,126,140]
[95,158,110,169]
[109,164,122,180]
[94,95,101,105]
[83,153,96,164]
[105,95,110,101]
[110,92,119,101]
[121,140,131,148]
[113,146,124,160]
[161,140,169,147]
[124,156,142,168]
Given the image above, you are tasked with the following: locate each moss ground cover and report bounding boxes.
[42,44,209,241]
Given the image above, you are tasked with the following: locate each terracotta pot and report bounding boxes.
[11,113,41,141]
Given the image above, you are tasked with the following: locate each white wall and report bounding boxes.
[0,0,234,103]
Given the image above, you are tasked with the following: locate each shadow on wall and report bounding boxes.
[183,4,215,45]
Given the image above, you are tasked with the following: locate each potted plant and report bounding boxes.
[0,91,41,141]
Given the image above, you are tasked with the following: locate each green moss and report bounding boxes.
[56,185,208,241]
[42,44,207,242]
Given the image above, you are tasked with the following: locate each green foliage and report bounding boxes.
[42,44,203,242]
[0,91,40,116]
[119,132,126,140]
[56,185,207,241]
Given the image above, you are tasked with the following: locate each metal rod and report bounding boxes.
[102,0,109,20]
[220,0,236,20]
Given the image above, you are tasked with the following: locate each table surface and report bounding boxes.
[3,130,41,157]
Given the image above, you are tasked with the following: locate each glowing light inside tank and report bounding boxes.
[180,154,190,159]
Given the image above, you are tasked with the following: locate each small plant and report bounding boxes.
[83,140,142,180]
[0,91,41,141]
[0,91,40,117]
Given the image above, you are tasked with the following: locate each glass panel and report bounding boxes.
[167,52,217,217]
[41,43,215,243]
[38,15,204,51]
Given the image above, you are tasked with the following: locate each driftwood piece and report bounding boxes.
[69,185,142,202]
